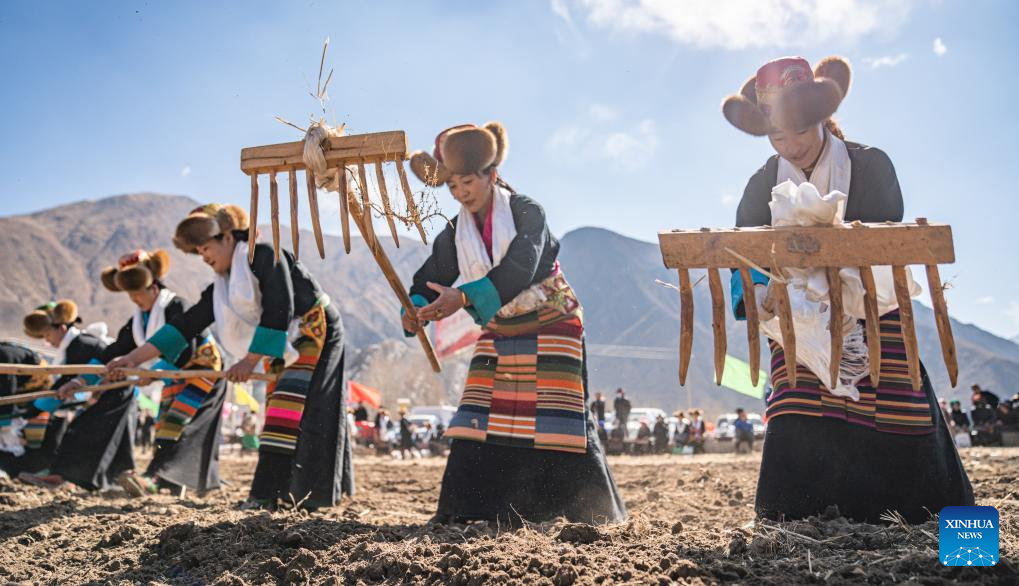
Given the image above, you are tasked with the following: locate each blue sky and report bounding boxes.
[1,1,1017,339]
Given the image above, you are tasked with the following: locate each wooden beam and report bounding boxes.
[248,173,259,263]
[339,166,351,254]
[396,160,428,245]
[707,269,727,386]
[925,264,959,387]
[240,131,409,173]
[738,269,761,387]
[859,266,882,386]
[772,279,798,387]
[288,168,300,258]
[892,265,922,391]
[305,169,326,259]
[0,364,277,382]
[826,267,844,390]
[658,223,954,269]
[269,171,280,263]
[678,269,693,386]
[375,162,400,247]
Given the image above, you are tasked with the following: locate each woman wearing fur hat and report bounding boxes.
[20,300,135,491]
[108,204,351,509]
[723,56,973,522]
[67,249,228,496]
[403,122,626,524]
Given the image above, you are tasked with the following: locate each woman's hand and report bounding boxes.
[226,353,262,383]
[106,354,140,381]
[416,282,466,323]
[57,378,84,400]
[401,310,421,334]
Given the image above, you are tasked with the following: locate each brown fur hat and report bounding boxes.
[100,249,171,292]
[173,203,249,254]
[722,56,851,136]
[410,122,508,187]
[23,299,79,338]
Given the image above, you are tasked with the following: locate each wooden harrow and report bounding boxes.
[240,129,441,372]
[657,220,958,392]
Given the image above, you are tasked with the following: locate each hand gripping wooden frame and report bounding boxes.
[240,130,440,372]
[657,219,958,392]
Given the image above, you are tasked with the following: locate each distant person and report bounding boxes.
[353,402,369,423]
[733,409,754,454]
[634,420,652,455]
[613,388,632,438]
[398,414,416,460]
[373,407,387,445]
[590,392,607,429]
[949,400,971,431]
[970,393,998,446]
[687,410,706,454]
[138,410,155,453]
[672,411,689,449]
[241,413,260,453]
[971,385,1000,409]
[652,415,669,454]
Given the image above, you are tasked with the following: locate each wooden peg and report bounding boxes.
[269,171,280,263]
[396,161,429,245]
[338,166,351,254]
[375,162,401,247]
[248,173,259,263]
[892,265,922,391]
[707,269,727,386]
[356,162,375,244]
[305,169,326,259]
[859,266,882,386]
[826,267,845,390]
[738,269,761,387]
[288,168,300,258]
[771,277,798,387]
[678,269,694,386]
[925,264,959,387]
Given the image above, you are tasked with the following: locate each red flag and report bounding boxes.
[348,380,382,409]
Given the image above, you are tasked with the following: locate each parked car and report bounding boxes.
[409,405,457,427]
[605,407,669,440]
[713,412,765,440]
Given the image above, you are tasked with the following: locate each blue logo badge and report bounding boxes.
[939,506,999,566]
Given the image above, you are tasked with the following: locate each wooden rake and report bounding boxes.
[657,219,958,392]
[240,130,441,373]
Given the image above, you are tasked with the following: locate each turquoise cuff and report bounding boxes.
[80,358,104,385]
[150,325,189,363]
[249,325,287,358]
[402,294,429,338]
[34,397,62,413]
[151,359,177,384]
[730,269,770,321]
[459,277,501,326]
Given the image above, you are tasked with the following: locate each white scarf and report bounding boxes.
[454,186,547,317]
[53,326,81,365]
[212,241,298,366]
[133,288,176,348]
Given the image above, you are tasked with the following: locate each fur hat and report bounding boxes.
[173,203,250,254]
[722,56,851,136]
[100,249,171,292]
[409,122,508,187]
[23,300,79,338]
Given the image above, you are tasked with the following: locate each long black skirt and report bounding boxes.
[433,417,628,525]
[756,366,973,523]
[250,303,353,507]
[145,379,227,492]
[51,387,136,491]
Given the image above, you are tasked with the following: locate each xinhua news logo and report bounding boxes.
[939,506,999,566]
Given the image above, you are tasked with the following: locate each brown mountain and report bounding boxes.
[2,194,1016,417]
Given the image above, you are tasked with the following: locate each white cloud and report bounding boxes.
[601,119,658,170]
[721,194,739,207]
[588,103,617,121]
[976,296,994,305]
[933,37,948,56]
[181,166,191,177]
[550,0,573,24]
[546,116,658,171]
[863,53,908,69]
[567,0,915,50]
